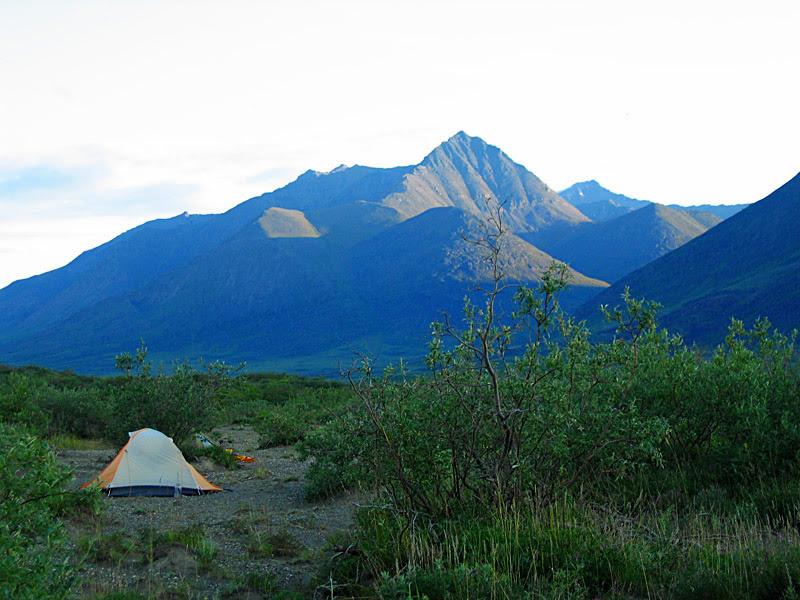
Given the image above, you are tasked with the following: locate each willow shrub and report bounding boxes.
[301,258,672,517]
[108,342,241,448]
[626,316,800,490]
[0,424,82,600]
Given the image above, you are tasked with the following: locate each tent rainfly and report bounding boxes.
[81,428,222,497]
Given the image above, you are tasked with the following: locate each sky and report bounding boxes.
[1,0,798,289]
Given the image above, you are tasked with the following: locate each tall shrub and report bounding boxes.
[302,203,669,515]
[0,424,77,599]
[108,343,240,447]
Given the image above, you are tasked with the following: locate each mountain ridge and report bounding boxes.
[559,180,749,221]
[577,171,800,345]
[0,132,607,374]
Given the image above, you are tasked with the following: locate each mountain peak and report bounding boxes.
[560,180,649,212]
[562,180,618,197]
[449,130,471,141]
[572,179,602,189]
[437,130,485,153]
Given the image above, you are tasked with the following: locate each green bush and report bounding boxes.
[0,367,110,441]
[624,316,800,490]
[218,372,349,426]
[303,268,670,515]
[297,410,369,500]
[38,384,112,439]
[0,371,51,435]
[257,404,307,447]
[255,386,356,448]
[107,343,241,447]
[0,424,80,599]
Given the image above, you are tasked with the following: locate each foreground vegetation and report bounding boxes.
[296,210,800,598]
[2,211,800,599]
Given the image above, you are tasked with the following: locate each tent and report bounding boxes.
[81,428,223,497]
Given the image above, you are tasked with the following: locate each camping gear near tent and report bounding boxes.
[195,432,256,463]
[195,433,215,447]
[81,428,222,497]
[224,448,256,463]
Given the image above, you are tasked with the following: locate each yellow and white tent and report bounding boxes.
[82,428,222,497]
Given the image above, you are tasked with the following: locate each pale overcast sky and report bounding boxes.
[1,0,798,289]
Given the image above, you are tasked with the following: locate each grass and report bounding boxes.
[78,531,136,565]
[253,466,272,479]
[232,505,305,559]
[247,528,303,559]
[230,504,272,535]
[267,529,304,558]
[77,526,220,598]
[83,582,199,600]
[78,524,221,585]
[230,504,304,559]
[319,494,800,600]
[139,524,208,549]
[194,538,219,570]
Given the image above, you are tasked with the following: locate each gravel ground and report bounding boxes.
[58,426,360,599]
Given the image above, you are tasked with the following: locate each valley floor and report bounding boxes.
[58,426,358,599]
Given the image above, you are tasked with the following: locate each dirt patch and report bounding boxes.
[60,425,360,598]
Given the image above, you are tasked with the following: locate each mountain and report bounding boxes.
[560,180,649,221]
[244,132,590,231]
[667,203,748,220]
[526,203,721,283]
[0,133,607,374]
[577,172,800,346]
[560,180,749,222]
[0,212,217,344]
[392,133,590,230]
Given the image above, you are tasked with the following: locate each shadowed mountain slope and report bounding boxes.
[527,204,720,283]
[0,213,216,344]
[4,132,572,346]
[0,207,606,374]
[349,206,606,306]
[667,203,748,219]
[577,172,800,346]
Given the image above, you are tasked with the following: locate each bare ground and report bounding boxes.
[57,425,360,599]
